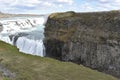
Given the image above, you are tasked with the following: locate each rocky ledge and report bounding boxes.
[44,11,120,77]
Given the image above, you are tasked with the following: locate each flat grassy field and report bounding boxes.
[0,41,118,80]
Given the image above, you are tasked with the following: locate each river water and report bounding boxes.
[0,16,47,57]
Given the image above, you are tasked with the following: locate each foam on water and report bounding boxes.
[0,16,47,57]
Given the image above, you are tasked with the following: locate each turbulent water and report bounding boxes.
[0,16,47,57]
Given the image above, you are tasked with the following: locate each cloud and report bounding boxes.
[57,0,73,5]
[0,0,74,14]
[0,0,120,14]
[11,0,41,7]
[87,0,120,5]
[80,3,95,12]
[78,0,120,12]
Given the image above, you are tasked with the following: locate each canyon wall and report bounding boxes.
[44,11,120,77]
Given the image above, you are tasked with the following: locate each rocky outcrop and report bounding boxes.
[0,23,3,32]
[9,33,28,45]
[44,11,120,77]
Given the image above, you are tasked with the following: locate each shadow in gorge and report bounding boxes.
[44,39,64,60]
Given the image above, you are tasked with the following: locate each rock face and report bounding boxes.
[44,11,120,77]
[0,23,3,32]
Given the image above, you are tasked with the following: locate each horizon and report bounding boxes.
[0,0,120,14]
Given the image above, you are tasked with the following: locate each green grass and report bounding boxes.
[0,41,118,80]
[49,11,75,19]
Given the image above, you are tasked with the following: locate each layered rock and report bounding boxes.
[44,11,120,77]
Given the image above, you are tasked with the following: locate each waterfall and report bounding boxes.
[16,37,45,57]
[0,16,47,57]
[0,36,12,44]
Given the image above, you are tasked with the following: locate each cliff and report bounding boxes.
[44,11,120,77]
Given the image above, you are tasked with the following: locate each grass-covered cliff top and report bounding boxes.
[49,11,75,19]
[49,10,120,19]
[0,41,118,80]
[46,11,120,42]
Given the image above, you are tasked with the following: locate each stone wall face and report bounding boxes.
[44,11,120,77]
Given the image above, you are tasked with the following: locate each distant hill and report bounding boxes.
[0,11,42,18]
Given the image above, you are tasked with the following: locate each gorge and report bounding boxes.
[0,11,120,79]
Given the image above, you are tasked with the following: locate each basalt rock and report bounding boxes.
[44,11,120,77]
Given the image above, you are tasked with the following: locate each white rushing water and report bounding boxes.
[0,16,47,57]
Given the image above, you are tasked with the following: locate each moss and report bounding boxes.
[49,11,75,19]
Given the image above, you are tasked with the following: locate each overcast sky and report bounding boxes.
[0,0,120,14]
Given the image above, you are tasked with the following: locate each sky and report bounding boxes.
[0,0,120,14]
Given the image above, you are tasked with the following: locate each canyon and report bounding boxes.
[0,11,120,79]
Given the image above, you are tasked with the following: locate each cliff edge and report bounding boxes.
[44,11,120,77]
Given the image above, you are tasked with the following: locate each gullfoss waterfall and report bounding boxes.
[0,16,47,57]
